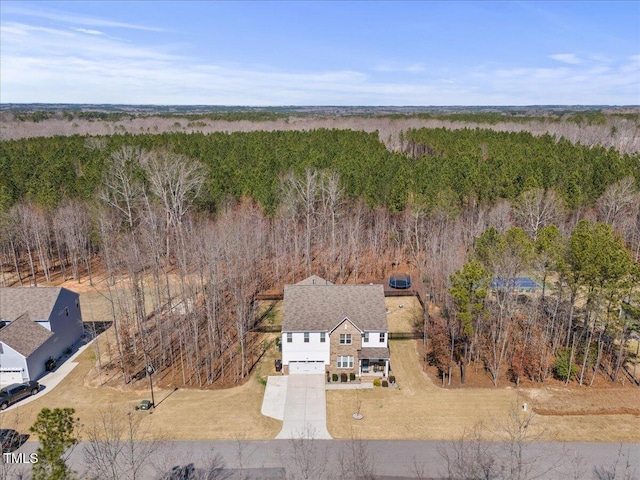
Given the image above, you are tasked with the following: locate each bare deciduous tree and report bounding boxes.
[82,407,163,480]
[513,188,565,239]
[595,177,638,230]
[100,146,144,231]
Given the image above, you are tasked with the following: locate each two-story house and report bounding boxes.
[281,275,390,378]
[0,287,84,384]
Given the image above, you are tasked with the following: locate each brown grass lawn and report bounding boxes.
[4,284,639,444]
[327,296,640,442]
[385,296,422,333]
[326,339,640,442]
[0,330,282,442]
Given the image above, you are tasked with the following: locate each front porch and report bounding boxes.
[358,347,390,377]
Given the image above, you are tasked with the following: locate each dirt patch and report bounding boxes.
[534,407,640,416]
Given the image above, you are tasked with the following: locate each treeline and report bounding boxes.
[8,108,639,125]
[403,128,640,209]
[1,128,638,214]
[0,152,638,388]
[434,221,639,388]
[1,128,639,388]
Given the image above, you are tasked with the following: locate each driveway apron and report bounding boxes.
[275,374,332,439]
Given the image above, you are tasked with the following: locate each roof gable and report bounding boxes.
[282,283,387,332]
[0,313,53,357]
[328,317,363,334]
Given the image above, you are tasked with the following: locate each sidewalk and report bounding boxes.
[325,382,374,390]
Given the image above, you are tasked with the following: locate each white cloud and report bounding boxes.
[1,18,638,105]
[374,63,427,73]
[3,4,165,32]
[549,53,582,65]
[73,28,104,35]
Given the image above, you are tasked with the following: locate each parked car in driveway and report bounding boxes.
[0,429,21,452]
[0,381,39,410]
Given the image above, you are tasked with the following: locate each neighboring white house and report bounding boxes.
[0,287,84,384]
[281,275,390,377]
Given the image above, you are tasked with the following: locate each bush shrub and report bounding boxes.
[341,373,348,383]
[349,372,356,381]
[382,380,389,387]
[553,348,578,381]
[389,375,396,384]
[332,373,339,382]
[373,379,381,387]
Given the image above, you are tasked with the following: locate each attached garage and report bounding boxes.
[0,369,24,386]
[288,361,325,374]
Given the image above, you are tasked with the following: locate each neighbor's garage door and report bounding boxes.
[0,370,24,386]
[289,361,325,374]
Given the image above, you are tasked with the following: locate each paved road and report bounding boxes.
[9,440,639,479]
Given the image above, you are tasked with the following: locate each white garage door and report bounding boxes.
[289,361,325,374]
[0,370,24,386]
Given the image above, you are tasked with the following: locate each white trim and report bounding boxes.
[337,355,354,368]
[328,317,363,335]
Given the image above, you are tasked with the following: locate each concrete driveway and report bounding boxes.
[274,374,332,439]
[3,341,91,412]
[261,375,288,421]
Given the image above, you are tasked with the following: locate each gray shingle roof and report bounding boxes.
[359,347,390,359]
[282,283,387,332]
[0,287,62,321]
[0,313,53,356]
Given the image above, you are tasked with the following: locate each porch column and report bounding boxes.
[384,359,389,377]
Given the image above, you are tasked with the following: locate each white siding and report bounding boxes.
[361,331,387,348]
[34,321,51,331]
[282,331,330,365]
[0,343,28,383]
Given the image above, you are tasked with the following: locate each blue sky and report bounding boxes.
[1,1,638,105]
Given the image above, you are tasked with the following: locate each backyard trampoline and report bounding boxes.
[389,274,412,289]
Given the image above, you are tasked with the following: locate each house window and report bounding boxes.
[286,333,292,343]
[320,332,326,343]
[337,356,354,368]
[363,332,369,343]
[339,333,352,345]
[304,332,310,343]
[65,307,69,317]
[379,332,385,343]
